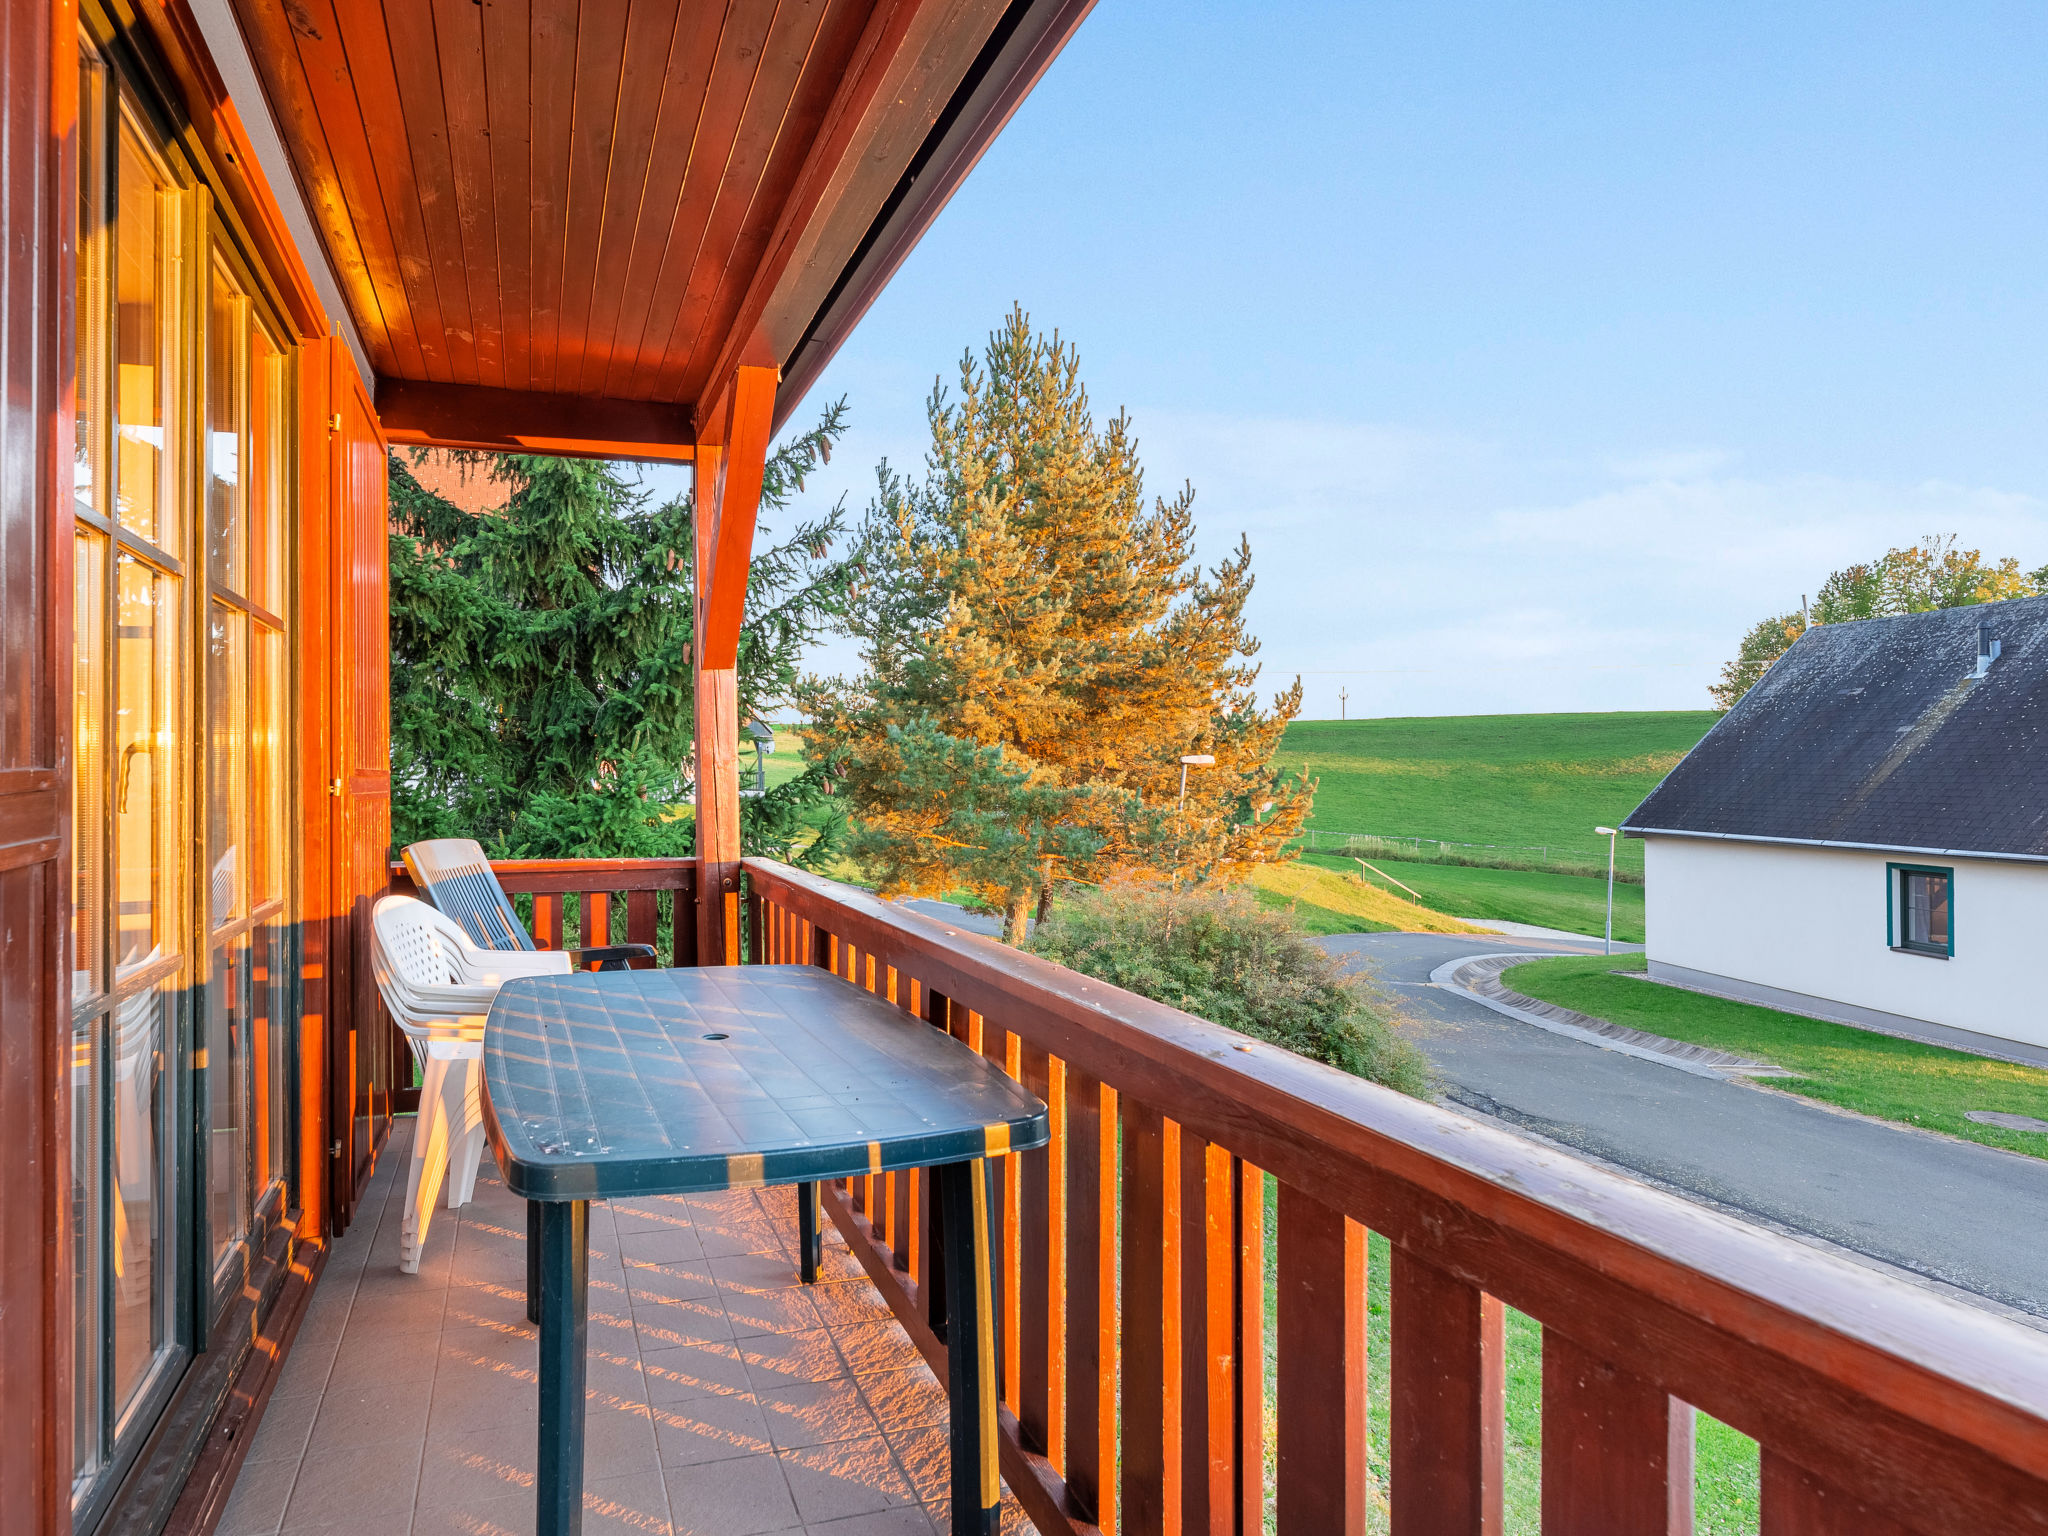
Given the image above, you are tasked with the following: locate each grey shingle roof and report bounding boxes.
[1625,595,2048,858]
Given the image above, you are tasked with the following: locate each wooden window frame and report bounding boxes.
[1887,861,1955,960]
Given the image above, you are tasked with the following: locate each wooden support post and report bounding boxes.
[1541,1327,1694,1535]
[692,365,777,967]
[1392,1249,1505,1536]
[1277,1183,1367,1536]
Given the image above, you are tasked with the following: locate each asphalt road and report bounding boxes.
[1328,931,2048,1319]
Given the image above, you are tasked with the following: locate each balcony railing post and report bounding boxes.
[1390,1248,1505,1536]
[1235,1160,1266,1533]
[1277,1182,1367,1535]
[1017,1044,1063,1466]
[1541,1327,1694,1535]
[1182,1137,1236,1536]
[1065,1068,1118,1531]
[1121,1100,1182,1536]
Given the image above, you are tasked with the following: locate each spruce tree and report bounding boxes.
[803,311,1310,940]
[389,405,853,861]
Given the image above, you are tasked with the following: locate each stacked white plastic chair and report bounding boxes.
[370,895,571,1272]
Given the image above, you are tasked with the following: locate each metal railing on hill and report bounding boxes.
[1300,827,1646,882]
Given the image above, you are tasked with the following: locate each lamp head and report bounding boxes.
[1180,754,1216,766]
[1595,826,1618,836]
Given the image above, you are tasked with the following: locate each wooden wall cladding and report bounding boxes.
[0,0,67,1529]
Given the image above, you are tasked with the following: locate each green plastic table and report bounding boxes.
[481,965,1049,1536]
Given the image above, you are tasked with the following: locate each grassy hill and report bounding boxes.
[1280,711,1717,876]
[774,712,1707,939]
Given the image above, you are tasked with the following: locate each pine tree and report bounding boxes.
[802,310,1310,941]
[389,405,853,860]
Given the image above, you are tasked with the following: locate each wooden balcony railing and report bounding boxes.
[388,852,2048,1534]
[388,857,701,966]
[743,856,2048,1536]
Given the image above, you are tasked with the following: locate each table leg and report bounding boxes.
[526,1200,541,1325]
[796,1180,821,1284]
[936,1160,999,1536]
[536,1199,589,1536]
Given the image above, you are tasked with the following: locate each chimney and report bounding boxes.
[1975,621,2002,679]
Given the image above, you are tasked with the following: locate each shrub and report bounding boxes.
[1029,881,1433,1098]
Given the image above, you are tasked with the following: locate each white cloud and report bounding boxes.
[1128,409,2048,719]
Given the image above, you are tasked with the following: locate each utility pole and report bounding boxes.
[1596,826,1619,955]
[1339,686,1348,721]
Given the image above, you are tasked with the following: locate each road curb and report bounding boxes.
[1430,952,1793,1081]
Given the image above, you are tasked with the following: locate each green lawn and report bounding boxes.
[1505,955,2048,1161]
[1297,850,1644,941]
[1282,711,1716,875]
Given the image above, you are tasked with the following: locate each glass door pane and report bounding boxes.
[114,125,175,549]
[207,602,249,1273]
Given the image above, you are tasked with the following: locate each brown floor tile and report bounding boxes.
[777,1437,919,1525]
[279,1434,424,1528]
[831,1323,926,1379]
[621,1228,706,1266]
[720,1284,823,1338]
[809,1509,940,1536]
[738,1330,848,1391]
[630,1295,737,1349]
[638,1341,754,1405]
[214,1456,297,1536]
[651,1393,778,1467]
[240,1392,322,1465]
[303,1379,433,1458]
[415,1422,535,1510]
[806,1283,897,1330]
[661,1451,799,1536]
[855,1368,947,1438]
[758,1379,882,1451]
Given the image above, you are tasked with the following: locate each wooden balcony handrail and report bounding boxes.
[387,856,700,966]
[741,853,2048,1536]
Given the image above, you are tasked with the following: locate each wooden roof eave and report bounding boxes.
[224,0,1096,462]
[769,0,1099,437]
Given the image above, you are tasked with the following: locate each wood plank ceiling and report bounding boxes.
[228,0,1061,450]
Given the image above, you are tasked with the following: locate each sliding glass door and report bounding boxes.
[71,19,300,1523]
[204,250,293,1293]
[70,43,190,1503]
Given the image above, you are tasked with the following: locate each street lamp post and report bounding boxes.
[1595,826,1619,955]
[1178,754,1215,809]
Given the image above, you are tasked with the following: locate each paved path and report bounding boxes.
[1326,931,2048,1320]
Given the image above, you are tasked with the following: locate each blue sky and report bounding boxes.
[654,1,2048,719]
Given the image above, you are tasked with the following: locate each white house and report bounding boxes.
[1625,596,2048,1058]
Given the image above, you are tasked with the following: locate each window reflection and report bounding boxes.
[114,126,173,547]
[115,556,177,969]
[109,982,166,1420]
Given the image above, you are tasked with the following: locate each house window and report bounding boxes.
[1890,864,1953,958]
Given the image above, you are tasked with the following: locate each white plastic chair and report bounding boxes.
[370,895,570,1272]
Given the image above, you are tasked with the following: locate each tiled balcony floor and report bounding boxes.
[219,1119,1032,1535]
